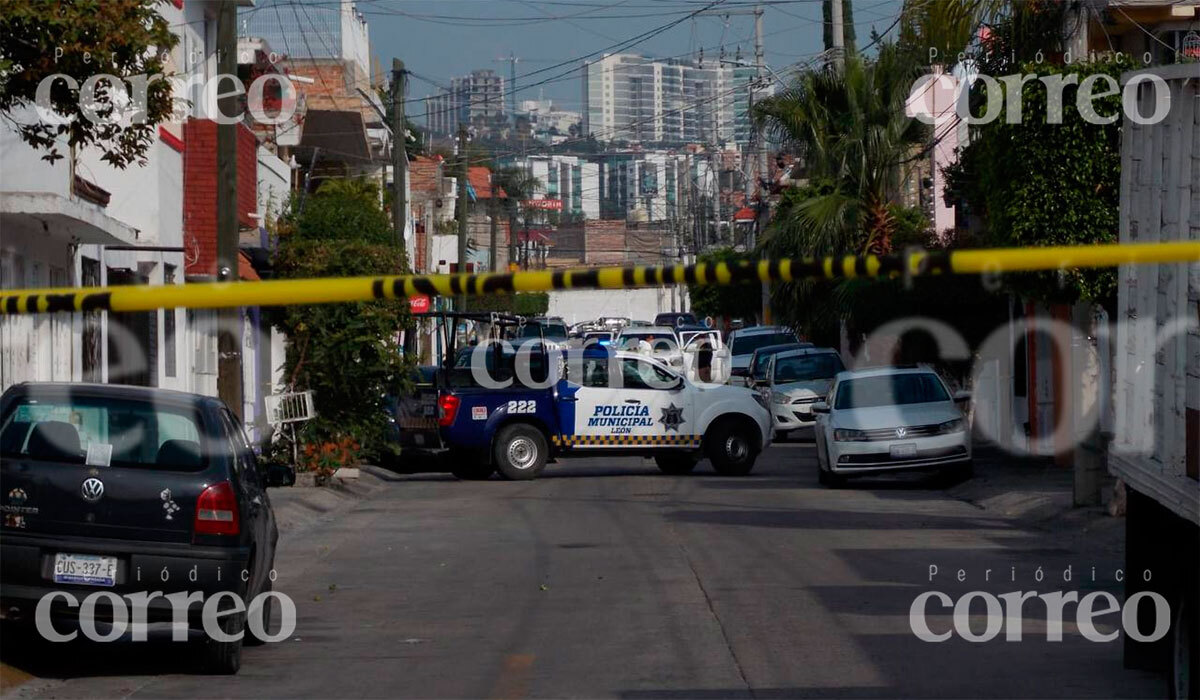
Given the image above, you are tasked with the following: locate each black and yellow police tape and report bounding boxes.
[1,240,1197,316]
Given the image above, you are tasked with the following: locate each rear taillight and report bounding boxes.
[438,393,461,427]
[194,481,240,536]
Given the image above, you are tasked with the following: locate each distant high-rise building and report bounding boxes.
[581,54,764,147]
[425,69,507,136]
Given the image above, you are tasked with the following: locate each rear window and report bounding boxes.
[0,395,210,471]
[732,332,797,356]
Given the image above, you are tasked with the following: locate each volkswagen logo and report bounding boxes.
[80,478,104,503]
[895,427,907,439]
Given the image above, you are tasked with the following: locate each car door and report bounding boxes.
[570,356,692,447]
[218,409,271,594]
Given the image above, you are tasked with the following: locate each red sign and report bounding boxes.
[409,295,431,314]
[524,198,563,211]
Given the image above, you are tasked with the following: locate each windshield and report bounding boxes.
[617,333,679,352]
[731,332,797,356]
[0,396,209,471]
[773,354,845,384]
[516,323,568,340]
[833,373,949,410]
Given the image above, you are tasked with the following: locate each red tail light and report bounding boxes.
[194,481,240,536]
[438,393,460,427]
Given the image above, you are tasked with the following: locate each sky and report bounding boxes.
[354,0,907,115]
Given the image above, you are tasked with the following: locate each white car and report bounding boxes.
[726,326,800,386]
[615,326,684,371]
[812,367,972,486]
[764,347,845,438]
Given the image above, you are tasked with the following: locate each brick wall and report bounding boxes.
[183,119,258,278]
[584,219,627,265]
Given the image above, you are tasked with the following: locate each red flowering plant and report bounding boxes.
[298,436,362,485]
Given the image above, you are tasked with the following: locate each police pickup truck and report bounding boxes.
[394,315,771,480]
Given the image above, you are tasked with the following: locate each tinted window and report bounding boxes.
[620,359,677,390]
[516,323,568,340]
[774,354,845,383]
[0,396,208,471]
[731,332,797,355]
[833,373,949,410]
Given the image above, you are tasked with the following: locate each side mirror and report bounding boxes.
[812,401,830,414]
[265,463,296,488]
[953,390,972,403]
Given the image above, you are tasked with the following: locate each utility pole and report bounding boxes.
[489,174,499,272]
[215,0,242,418]
[831,0,846,68]
[392,59,408,261]
[456,123,469,310]
[754,3,771,324]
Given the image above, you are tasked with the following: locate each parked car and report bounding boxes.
[579,330,615,348]
[812,367,971,486]
[615,326,684,370]
[746,342,812,389]
[726,326,800,385]
[0,383,294,674]
[764,347,844,438]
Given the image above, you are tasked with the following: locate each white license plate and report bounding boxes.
[889,444,918,458]
[53,553,117,587]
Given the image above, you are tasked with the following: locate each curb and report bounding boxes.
[269,464,397,536]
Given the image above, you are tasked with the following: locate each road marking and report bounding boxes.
[489,653,534,700]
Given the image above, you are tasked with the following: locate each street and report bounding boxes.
[1,441,1161,699]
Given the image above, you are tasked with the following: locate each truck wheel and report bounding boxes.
[451,461,495,480]
[655,453,698,475]
[706,419,758,476]
[493,424,547,480]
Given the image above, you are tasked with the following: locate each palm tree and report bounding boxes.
[754,41,927,257]
[490,166,543,271]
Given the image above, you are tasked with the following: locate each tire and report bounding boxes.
[451,460,495,480]
[493,424,548,480]
[655,452,699,475]
[816,440,844,487]
[245,582,274,646]
[203,611,244,675]
[706,418,758,476]
[1171,587,1198,700]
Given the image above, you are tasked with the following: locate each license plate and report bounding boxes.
[890,444,918,458]
[53,553,117,587]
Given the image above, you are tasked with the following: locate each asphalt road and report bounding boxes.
[1,441,1162,698]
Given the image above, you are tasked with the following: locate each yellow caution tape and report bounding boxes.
[1,241,1197,315]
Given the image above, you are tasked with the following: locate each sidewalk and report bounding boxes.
[269,464,400,535]
[948,444,1121,533]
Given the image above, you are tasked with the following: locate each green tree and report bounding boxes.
[754,42,927,257]
[0,0,178,167]
[271,186,411,462]
[943,58,1129,304]
[687,248,764,324]
[491,165,543,267]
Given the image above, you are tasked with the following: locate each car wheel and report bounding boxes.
[203,611,244,674]
[706,419,758,476]
[816,439,845,487]
[493,424,548,480]
[245,581,274,646]
[450,459,495,480]
[655,452,699,475]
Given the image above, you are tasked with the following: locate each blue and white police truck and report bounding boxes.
[394,317,772,481]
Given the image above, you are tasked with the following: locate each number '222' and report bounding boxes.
[506,400,536,414]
